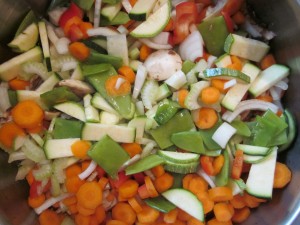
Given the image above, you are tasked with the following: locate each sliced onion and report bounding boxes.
[133,64,147,99]
[117,25,129,34]
[54,27,65,38]
[197,168,216,188]
[274,80,289,90]
[207,55,217,68]
[189,24,198,33]
[78,160,97,180]
[150,32,170,45]
[46,24,59,45]
[139,38,172,50]
[35,193,72,214]
[135,101,145,115]
[137,138,156,145]
[222,99,279,123]
[8,151,26,163]
[55,37,71,55]
[141,142,157,158]
[15,159,35,181]
[115,77,126,90]
[204,0,228,20]
[224,79,237,89]
[87,171,98,182]
[94,0,102,28]
[87,27,119,37]
[48,7,67,26]
[270,87,282,101]
[242,20,262,38]
[0,85,11,113]
[179,30,204,61]
[122,0,132,13]
[61,61,77,72]
[212,122,237,148]
[273,100,283,111]
[120,154,141,171]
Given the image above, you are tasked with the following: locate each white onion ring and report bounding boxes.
[78,160,97,180]
[35,193,72,214]
[139,38,172,50]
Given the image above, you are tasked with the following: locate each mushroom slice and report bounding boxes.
[59,79,94,97]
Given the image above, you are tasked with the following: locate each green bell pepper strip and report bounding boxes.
[52,118,83,139]
[171,131,205,154]
[154,99,180,125]
[88,135,130,179]
[150,110,195,149]
[230,120,251,137]
[144,196,176,213]
[215,149,230,187]
[125,154,165,175]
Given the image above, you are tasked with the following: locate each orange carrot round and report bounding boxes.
[65,176,85,193]
[118,179,139,199]
[260,54,276,70]
[211,79,228,94]
[213,155,225,175]
[118,66,136,84]
[230,194,246,209]
[77,203,96,216]
[0,122,25,148]
[11,100,44,129]
[67,203,78,214]
[196,107,218,129]
[26,170,34,185]
[105,75,132,97]
[71,140,91,159]
[26,122,44,134]
[232,207,251,223]
[213,203,233,222]
[164,208,178,223]
[200,87,221,105]
[39,209,61,225]
[154,172,174,193]
[140,44,152,61]
[208,187,233,202]
[207,218,233,225]
[8,78,30,90]
[231,149,244,179]
[129,0,137,6]
[94,205,106,224]
[144,176,159,198]
[112,202,137,225]
[196,191,214,214]
[121,143,142,158]
[188,176,208,194]
[183,173,198,189]
[242,193,261,208]
[62,196,77,206]
[187,217,205,225]
[28,194,46,208]
[74,213,91,225]
[76,181,103,209]
[63,16,82,36]
[137,205,160,224]
[256,94,273,102]
[273,162,292,188]
[65,164,82,178]
[128,197,143,213]
[178,89,189,108]
[69,42,90,61]
[107,220,129,225]
[151,165,165,178]
[98,176,109,190]
[177,208,192,221]
[79,21,93,39]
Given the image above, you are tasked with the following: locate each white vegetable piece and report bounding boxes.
[179,30,204,61]
[133,64,147,99]
[212,122,237,148]
[107,34,129,65]
[165,70,187,90]
[144,50,182,81]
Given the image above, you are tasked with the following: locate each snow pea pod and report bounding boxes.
[145,196,176,213]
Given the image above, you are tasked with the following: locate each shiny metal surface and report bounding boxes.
[0,0,300,224]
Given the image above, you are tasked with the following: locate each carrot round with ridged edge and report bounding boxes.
[67,203,78,214]
[39,209,61,225]
[188,176,208,194]
[71,140,91,159]
[74,213,91,225]
[118,66,136,84]
[8,78,30,90]
[65,164,82,178]
[65,176,85,193]
[154,172,174,193]
[0,122,25,148]
[118,179,139,199]
[182,173,198,189]
[230,194,246,209]
[213,202,234,222]
[196,191,214,214]
[105,75,132,97]
[232,207,251,223]
[28,194,46,208]
[107,220,129,225]
[260,53,276,70]
[112,202,137,225]
[137,204,160,224]
[196,107,218,130]
[273,162,292,188]
[69,42,90,61]
[208,187,233,202]
[177,208,192,221]
[62,196,77,206]
[11,100,44,129]
[128,197,143,213]
[231,149,244,179]
[211,79,228,94]
[76,181,103,209]
[77,203,96,216]
[200,86,221,105]
[121,143,142,158]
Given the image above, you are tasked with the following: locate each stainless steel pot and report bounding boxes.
[0,0,300,224]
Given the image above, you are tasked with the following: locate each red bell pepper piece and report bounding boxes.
[222,0,244,16]
[68,24,84,42]
[133,172,145,185]
[29,179,51,198]
[222,11,234,33]
[109,171,130,189]
[58,2,84,28]
[231,149,244,179]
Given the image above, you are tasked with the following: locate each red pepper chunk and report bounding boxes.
[222,0,245,16]
[58,2,83,28]
[221,11,235,33]
[231,149,244,179]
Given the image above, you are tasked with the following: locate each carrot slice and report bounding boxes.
[11,100,44,129]
[94,205,106,224]
[0,122,25,148]
[232,11,246,25]
[163,18,174,32]
[140,44,152,61]
[256,94,273,103]
[195,107,218,129]
[78,21,93,39]
[26,170,34,185]
[260,54,276,70]
[129,0,137,6]
[137,205,160,224]
[118,179,139,199]
[188,176,208,194]
[230,194,246,209]
[200,87,221,105]
[118,66,136,84]
[208,187,233,202]
[39,209,61,225]
[232,207,251,223]
[69,42,90,61]
[71,140,91,159]
[178,89,189,108]
[8,78,30,90]
[187,217,205,225]
[177,208,192,221]
[154,172,174,193]
[65,164,82,178]
[76,181,103,209]
[213,155,225,175]
[164,208,178,223]
[213,202,233,222]
[144,176,159,197]
[65,176,85,194]
[128,197,143,213]
[151,165,165,178]
[74,214,91,225]
[112,202,137,225]
[231,149,244,179]
[121,143,142,158]
[196,191,214,214]
[182,173,198,189]
[81,160,91,171]
[211,79,228,94]
[77,203,96,216]
[207,218,233,225]
[242,192,261,208]
[62,196,77,206]
[273,162,292,188]
[105,75,131,97]
[107,220,129,225]
[98,176,109,190]
[67,203,78,214]
[28,194,46,208]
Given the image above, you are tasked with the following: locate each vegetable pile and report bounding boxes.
[0,0,295,225]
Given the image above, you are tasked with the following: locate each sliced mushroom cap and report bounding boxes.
[59,79,94,97]
[144,50,182,81]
